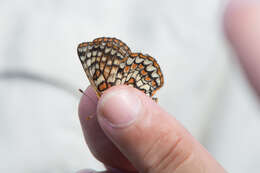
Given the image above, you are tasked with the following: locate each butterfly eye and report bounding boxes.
[78,37,164,100]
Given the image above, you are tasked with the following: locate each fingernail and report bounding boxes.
[98,88,141,128]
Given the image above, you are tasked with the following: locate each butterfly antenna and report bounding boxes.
[78,88,97,120]
[79,88,87,96]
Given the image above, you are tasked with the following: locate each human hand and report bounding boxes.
[225,0,260,96]
[77,86,227,173]
[77,1,260,172]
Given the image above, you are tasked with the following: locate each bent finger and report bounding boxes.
[78,86,136,171]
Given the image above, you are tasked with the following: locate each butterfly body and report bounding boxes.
[77,37,163,100]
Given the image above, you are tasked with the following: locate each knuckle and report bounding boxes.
[142,128,192,173]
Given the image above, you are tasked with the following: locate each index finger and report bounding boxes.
[78,86,136,172]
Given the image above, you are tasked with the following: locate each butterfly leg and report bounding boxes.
[152,96,158,103]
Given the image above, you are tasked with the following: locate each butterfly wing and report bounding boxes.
[77,37,164,99]
[77,37,131,97]
[123,53,164,97]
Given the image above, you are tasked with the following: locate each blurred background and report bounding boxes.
[1,0,260,172]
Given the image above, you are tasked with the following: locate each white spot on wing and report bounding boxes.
[156,78,161,85]
[143,59,152,65]
[87,52,91,58]
[92,50,97,57]
[97,51,102,57]
[135,56,144,63]
[116,79,121,85]
[136,74,141,81]
[146,64,156,72]
[117,72,122,78]
[131,71,138,79]
[105,47,111,54]
[82,47,87,52]
[151,71,159,78]
[80,56,86,61]
[102,56,107,62]
[90,66,95,76]
[107,59,112,65]
[111,49,116,55]
[95,75,105,86]
[87,59,91,66]
[136,80,143,87]
[127,58,134,65]
[114,59,120,65]
[120,63,125,69]
[140,84,150,91]
[126,72,133,81]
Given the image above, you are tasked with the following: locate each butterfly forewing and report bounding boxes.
[77,37,164,99]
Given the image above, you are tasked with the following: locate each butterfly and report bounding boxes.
[77,37,164,101]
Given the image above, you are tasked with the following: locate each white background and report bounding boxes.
[0,0,259,172]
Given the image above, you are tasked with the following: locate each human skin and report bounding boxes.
[224,0,260,96]
[77,1,260,172]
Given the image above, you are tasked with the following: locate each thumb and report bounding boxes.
[97,86,226,173]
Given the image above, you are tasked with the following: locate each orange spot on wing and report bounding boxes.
[131,53,138,57]
[107,42,112,47]
[128,78,135,84]
[81,43,88,47]
[113,45,118,50]
[139,54,146,58]
[98,82,107,91]
[100,62,105,70]
[131,63,138,69]
[124,66,130,73]
[158,70,162,76]
[152,90,156,96]
[124,45,130,52]
[154,62,159,68]
[141,70,147,75]
[145,76,151,81]
[96,70,100,77]
[151,80,156,87]
[139,64,144,69]
[148,56,154,61]
[113,39,119,44]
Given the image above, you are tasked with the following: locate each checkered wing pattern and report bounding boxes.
[77,37,164,99]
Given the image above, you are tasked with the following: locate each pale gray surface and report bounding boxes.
[0,0,260,172]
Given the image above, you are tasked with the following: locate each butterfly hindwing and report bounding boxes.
[124,53,163,97]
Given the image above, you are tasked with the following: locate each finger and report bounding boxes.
[97,86,227,173]
[78,86,136,172]
[224,0,260,95]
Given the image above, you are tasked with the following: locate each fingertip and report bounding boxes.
[97,85,144,128]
